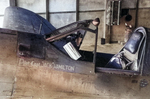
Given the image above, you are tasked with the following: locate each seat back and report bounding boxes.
[105,29,145,71]
[124,32,143,61]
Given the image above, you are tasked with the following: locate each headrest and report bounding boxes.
[124,32,143,54]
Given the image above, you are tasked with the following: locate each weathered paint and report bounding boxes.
[12,63,150,99]
[18,58,75,72]
[1,1,150,99]
[0,27,150,99]
[0,33,17,98]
